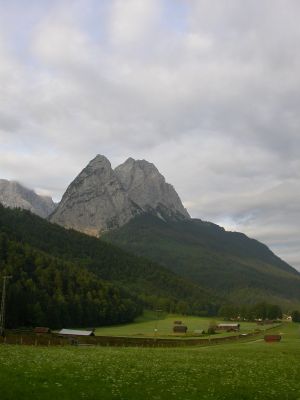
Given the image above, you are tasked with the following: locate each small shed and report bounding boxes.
[264,335,281,343]
[58,329,95,336]
[217,323,240,332]
[173,325,188,333]
[34,327,51,334]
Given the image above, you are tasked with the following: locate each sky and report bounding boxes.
[0,0,299,270]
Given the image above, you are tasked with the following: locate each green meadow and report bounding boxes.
[0,318,299,400]
[94,311,273,337]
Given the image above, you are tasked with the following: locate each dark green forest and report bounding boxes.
[0,205,219,328]
[0,232,141,328]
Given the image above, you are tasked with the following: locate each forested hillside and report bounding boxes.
[0,205,219,328]
[0,232,140,328]
[104,214,300,308]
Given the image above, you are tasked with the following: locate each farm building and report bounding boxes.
[34,327,51,334]
[217,323,240,332]
[173,325,188,333]
[58,329,95,336]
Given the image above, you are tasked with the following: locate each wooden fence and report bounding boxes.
[0,330,264,348]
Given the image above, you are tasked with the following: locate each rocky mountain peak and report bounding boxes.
[89,154,111,167]
[50,155,190,236]
[50,155,140,236]
[74,154,111,182]
[115,158,190,221]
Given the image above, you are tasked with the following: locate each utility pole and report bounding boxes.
[0,275,12,336]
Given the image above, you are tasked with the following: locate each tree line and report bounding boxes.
[218,302,283,321]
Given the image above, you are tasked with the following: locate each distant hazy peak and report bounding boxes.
[0,179,56,218]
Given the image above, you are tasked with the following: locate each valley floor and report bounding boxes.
[0,322,299,400]
[93,311,272,338]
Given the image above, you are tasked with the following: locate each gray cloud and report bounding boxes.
[0,0,299,269]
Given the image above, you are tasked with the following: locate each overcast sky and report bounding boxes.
[0,0,299,270]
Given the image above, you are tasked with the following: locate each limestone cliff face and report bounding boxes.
[0,179,56,218]
[50,155,140,236]
[115,158,190,221]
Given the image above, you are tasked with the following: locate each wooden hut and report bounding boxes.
[34,327,51,334]
[58,329,95,336]
[264,335,281,342]
[216,323,240,332]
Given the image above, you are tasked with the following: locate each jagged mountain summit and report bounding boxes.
[115,158,190,220]
[0,179,56,218]
[50,155,140,236]
[50,155,189,236]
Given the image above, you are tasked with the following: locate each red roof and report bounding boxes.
[264,335,281,342]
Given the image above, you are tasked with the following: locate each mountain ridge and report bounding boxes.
[103,213,300,307]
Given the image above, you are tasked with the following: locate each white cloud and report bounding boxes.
[109,0,161,45]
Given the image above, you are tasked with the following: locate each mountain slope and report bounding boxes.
[103,214,300,306]
[0,231,141,328]
[0,179,55,218]
[0,204,219,319]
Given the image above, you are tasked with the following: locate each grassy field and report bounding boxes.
[94,311,275,338]
[0,320,299,399]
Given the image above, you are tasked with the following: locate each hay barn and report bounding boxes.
[217,323,240,332]
[173,325,188,333]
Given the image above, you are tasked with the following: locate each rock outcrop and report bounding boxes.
[50,155,141,236]
[115,158,190,220]
[0,179,56,218]
[50,155,189,236]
